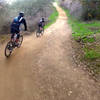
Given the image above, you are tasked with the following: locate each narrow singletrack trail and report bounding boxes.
[0,3,100,100]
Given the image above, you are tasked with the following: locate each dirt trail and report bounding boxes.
[0,3,100,100]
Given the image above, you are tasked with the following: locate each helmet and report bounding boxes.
[19,12,24,17]
[42,17,44,21]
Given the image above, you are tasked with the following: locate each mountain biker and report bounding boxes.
[38,17,45,32]
[10,12,27,45]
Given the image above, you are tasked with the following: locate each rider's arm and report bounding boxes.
[21,18,27,31]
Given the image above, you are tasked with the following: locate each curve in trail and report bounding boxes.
[0,3,100,100]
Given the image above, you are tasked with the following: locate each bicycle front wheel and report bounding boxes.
[5,41,13,57]
[36,30,40,37]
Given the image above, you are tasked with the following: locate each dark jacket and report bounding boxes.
[11,16,27,34]
[38,20,45,28]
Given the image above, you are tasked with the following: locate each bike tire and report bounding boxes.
[36,31,40,38]
[41,30,44,36]
[5,41,13,57]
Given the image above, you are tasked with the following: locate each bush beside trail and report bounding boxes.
[62,6,100,81]
[59,0,100,20]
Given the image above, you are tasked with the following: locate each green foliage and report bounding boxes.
[62,2,100,77]
[82,37,95,43]
[84,48,100,60]
[44,7,59,29]
[63,6,100,76]
[64,8,100,39]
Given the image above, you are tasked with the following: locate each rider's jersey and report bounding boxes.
[11,16,27,33]
[38,20,45,28]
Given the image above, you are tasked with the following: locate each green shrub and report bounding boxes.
[63,8,100,40]
[84,48,100,60]
[44,7,59,29]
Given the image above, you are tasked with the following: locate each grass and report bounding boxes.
[63,8,100,77]
[63,9,100,39]
[44,6,59,29]
[84,48,100,60]
[63,8,100,58]
[82,37,95,43]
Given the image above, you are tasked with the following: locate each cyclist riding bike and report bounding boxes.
[38,17,45,33]
[10,12,27,46]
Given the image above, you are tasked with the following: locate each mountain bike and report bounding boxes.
[5,33,23,57]
[36,27,44,37]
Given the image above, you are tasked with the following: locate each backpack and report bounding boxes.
[12,17,23,29]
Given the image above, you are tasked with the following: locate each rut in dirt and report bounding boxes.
[0,3,100,100]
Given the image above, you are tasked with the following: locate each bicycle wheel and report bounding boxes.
[5,41,13,57]
[17,35,23,48]
[41,30,44,36]
[36,30,40,37]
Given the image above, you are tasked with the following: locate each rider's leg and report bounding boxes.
[40,27,41,30]
[40,27,43,32]
[41,26,44,35]
[11,33,15,42]
[38,24,40,33]
[11,28,17,42]
[16,33,20,43]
